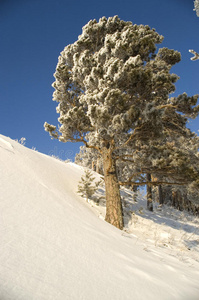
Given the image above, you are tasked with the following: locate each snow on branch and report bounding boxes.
[194,0,199,17]
[189,49,199,61]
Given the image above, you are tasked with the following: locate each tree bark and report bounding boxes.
[102,144,124,230]
[146,173,153,211]
[96,157,102,174]
[158,185,164,205]
[92,160,95,171]
[132,185,138,202]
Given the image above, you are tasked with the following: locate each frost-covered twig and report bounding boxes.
[194,0,199,17]
[189,49,199,61]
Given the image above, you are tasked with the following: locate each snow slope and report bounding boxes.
[0,134,199,300]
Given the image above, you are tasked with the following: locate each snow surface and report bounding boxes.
[0,134,199,300]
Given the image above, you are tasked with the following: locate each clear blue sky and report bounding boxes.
[0,0,198,161]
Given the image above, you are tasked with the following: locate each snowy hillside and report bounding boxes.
[0,134,199,300]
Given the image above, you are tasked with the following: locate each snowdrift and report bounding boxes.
[0,134,199,300]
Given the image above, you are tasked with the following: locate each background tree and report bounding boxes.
[45,16,198,229]
[75,144,103,174]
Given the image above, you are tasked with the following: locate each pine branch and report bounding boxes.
[114,125,145,152]
[70,136,101,152]
[119,180,188,187]
[157,104,177,109]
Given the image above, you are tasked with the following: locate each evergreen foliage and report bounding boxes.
[45,16,199,229]
[77,169,101,202]
[75,145,103,172]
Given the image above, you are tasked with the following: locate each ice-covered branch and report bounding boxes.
[189,49,199,61]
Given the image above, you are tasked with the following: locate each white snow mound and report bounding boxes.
[0,134,199,300]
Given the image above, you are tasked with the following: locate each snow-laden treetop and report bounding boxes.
[45,16,189,143]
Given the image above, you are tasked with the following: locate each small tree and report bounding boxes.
[16,137,26,145]
[45,16,198,229]
[77,169,101,202]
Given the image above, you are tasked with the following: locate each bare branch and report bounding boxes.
[114,125,144,152]
[70,137,101,152]
[119,180,188,187]
[157,104,177,109]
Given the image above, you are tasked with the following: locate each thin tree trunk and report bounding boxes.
[92,160,95,171]
[158,185,164,205]
[132,185,138,202]
[96,157,100,174]
[172,190,177,208]
[102,144,124,230]
[147,173,153,211]
[178,191,183,211]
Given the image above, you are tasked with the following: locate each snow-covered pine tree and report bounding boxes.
[75,145,95,169]
[138,141,199,214]
[45,16,199,229]
[77,169,100,202]
[119,133,199,188]
[75,145,103,174]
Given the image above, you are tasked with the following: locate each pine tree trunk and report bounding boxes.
[102,145,124,230]
[147,173,153,211]
[132,185,138,202]
[158,185,164,205]
[96,157,100,174]
[92,160,95,171]
[172,190,177,208]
